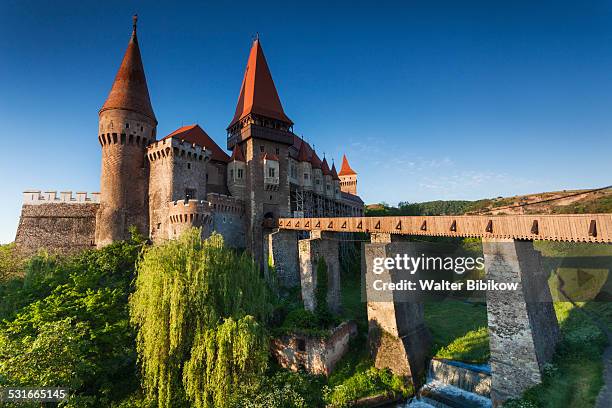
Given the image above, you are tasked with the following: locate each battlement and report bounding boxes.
[147,137,212,162]
[23,190,100,205]
[206,193,245,214]
[167,199,212,225]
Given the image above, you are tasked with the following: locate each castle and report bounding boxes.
[15,17,364,263]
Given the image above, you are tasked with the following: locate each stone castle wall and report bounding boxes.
[15,192,100,255]
[208,193,246,248]
[147,137,211,242]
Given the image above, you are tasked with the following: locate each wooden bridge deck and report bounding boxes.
[277,214,612,243]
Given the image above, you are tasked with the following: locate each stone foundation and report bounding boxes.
[364,234,431,386]
[265,230,299,288]
[482,238,560,406]
[298,231,341,313]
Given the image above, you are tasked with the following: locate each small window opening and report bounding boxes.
[297,338,306,352]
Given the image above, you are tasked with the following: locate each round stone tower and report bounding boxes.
[95,15,157,247]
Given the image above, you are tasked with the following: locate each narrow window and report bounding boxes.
[260,145,265,153]
[126,123,129,129]
[275,147,279,155]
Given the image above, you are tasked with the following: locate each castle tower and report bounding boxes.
[96,15,157,247]
[227,38,294,264]
[338,154,357,195]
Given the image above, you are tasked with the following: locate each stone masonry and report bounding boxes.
[364,233,432,386]
[264,230,300,288]
[482,238,560,406]
[15,191,100,255]
[298,231,341,313]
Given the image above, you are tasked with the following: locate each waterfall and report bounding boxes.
[399,359,493,408]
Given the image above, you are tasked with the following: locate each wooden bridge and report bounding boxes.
[269,213,611,406]
[278,213,612,243]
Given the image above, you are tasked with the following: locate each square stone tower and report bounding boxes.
[227,38,295,265]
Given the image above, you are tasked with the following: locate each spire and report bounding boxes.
[100,15,156,122]
[338,154,356,176]
[331,162,340,180]
[230,145,245,162]
[228,38,292,128]
[321,157,332,176]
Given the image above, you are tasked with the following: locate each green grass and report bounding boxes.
[506,302,610,408]
[425,300,489,363]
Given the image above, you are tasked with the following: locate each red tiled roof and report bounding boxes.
[230,145,245,162]
[100,17,156,122]
[321,157,332,176]
[331,163,340,181]
[310,150,322,169]
[228,39,292,128]
[338,154,357,176]
[163,124,230,162]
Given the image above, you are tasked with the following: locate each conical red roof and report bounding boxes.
[228,39,292,128]
[321,157,332,176]
[338,154,357,176]
[163,124,230,162]
[310,150,322,169]
[296,139,310,162]
[331,163,340,180]
[230,145,245,162]
[100,16,156,122]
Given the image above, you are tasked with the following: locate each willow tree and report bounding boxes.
[129,229,272,408]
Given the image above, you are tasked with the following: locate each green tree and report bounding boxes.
[129,229,272,408]
[0,243,24,283]
[0,235,144,406]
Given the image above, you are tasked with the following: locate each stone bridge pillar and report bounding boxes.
[265,230,299,288]
[298,230,341,314]
[365,233,431,386]
[483,238,560,406]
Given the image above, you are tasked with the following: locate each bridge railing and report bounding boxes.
[277,214,612,243]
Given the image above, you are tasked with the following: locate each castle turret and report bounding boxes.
[296,139,312,190]
[311,150,324,195]
[338,154,357,195]
[96,15,157,247]
[227,37,294,264]
[331,162,341,200]
[227,145,246,199]
[321,157,334,199]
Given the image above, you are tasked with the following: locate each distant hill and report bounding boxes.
[366,187,612,216]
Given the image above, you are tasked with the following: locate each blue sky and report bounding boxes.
[1,1,612,243]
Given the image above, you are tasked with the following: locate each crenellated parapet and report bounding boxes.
[206,193,245,214]
[23,190,100,205]
[147,137,212,163]
[167,199,213,225]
